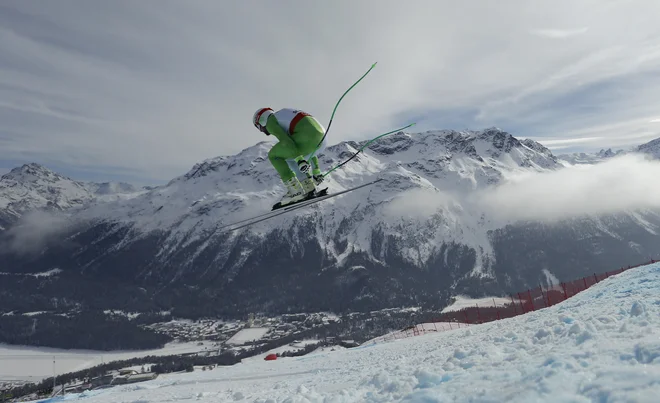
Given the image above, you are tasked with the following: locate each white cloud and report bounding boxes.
[534,137,604,147]
[530,28,589,39]
[479,153,660,222]
[0,210,75,255]
[385,153,660,225]
[1,1,660,181]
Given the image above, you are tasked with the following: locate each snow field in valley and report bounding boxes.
[0,341,216,383]
[225,328,270,345]
[27,262,660,403]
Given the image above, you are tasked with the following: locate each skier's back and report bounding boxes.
[253,107,326,207]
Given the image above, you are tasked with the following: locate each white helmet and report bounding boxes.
[253,107,273,133]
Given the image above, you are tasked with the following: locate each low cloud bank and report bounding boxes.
[0,210,75,255]
[385,153,660,223]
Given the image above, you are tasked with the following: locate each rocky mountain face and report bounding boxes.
[1,129,659,325]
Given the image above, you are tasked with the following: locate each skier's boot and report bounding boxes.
[309,173,328,197]
[278,177,306,207]
[301,177,317,196]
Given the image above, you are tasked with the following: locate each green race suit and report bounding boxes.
[265,110,324,182]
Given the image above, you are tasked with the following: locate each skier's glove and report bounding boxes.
[297,159,310,174]
[313,174,324,185]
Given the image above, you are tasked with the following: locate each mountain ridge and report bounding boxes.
[557,136,660,165]
[1,128,659,323]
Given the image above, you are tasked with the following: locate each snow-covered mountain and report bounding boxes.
[1,129,659,320]
[0,163,94,230]
[556,148,625,165]
[557,136,660,166]
[636,136,660,159]
[0,163,148,230]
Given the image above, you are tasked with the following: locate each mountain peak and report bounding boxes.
[596,148,625,158]
[179,142,271,181]
[0,163,146,228]
[637,137,660,158]
[3,163,63,182]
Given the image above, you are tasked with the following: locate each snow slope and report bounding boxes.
[30,261,660,402]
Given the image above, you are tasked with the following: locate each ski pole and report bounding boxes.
[308,62,378,163]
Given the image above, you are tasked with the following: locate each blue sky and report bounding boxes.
[1,0,660,185]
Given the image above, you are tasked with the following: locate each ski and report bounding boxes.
[216,188,330,231]
[221,179,383,233]
[271,187,328,211]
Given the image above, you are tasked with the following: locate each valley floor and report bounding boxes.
[0,341,215,383]
[25,262,660,402]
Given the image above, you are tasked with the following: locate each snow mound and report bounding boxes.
[34,262,660,402]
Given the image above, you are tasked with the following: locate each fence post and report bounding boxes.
[518,292,526,313]
[511,294,518,315]
[583,277,588,290]
[593,273,598,283]
[539,285,547,308]
[463,310,470,324]
[561,282,567,300]
[527,289,535,311]
[492,298,501,320]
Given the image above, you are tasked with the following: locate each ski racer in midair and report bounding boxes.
[252,107,326,206]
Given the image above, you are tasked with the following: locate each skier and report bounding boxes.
[252,107,326,206]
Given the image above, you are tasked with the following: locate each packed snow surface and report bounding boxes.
[27,262,660,402]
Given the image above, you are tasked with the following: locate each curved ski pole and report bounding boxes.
[307,62,378,163]
[322,122,416,177]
